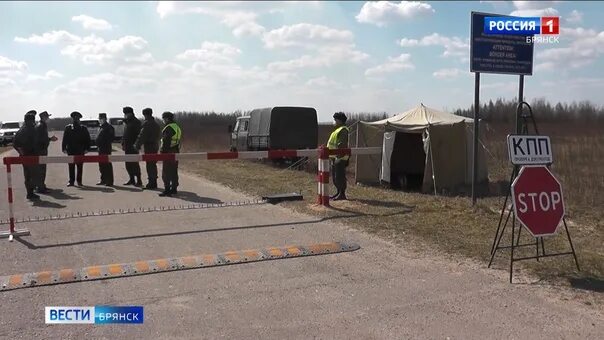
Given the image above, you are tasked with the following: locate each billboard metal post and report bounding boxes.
[472,72,480,205]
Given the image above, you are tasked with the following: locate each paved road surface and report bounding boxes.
[0,135,601,339]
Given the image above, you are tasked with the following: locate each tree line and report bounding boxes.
[452,98,604,123]
[44,98,602,130]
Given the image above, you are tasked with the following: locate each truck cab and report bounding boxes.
[230,116,250,151]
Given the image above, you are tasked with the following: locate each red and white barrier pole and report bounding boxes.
[317,145,330,206]
[1,163,30,241]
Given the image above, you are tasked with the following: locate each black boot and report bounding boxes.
[145,181,157,190]
[158,190,172,197]
[124,177,135,186]
[134,176,143,187]
[333,190,347,201]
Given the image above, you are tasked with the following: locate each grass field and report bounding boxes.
[178,120,603,297]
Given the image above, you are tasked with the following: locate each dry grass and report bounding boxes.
[178,120,603,296]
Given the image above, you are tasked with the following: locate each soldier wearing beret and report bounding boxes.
[62,111,91,186]
[95,113,114,186]
[35,111,58,193]
[121,106,143,186]
[13,111,40,200]
[135,107,161,189]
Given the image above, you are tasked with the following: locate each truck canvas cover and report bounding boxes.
[248,107,318,150]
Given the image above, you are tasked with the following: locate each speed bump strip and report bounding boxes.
[0,242,359,291]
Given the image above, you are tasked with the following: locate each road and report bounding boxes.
[0,134,601,339]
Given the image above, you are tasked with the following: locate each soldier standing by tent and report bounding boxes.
[13,111,40,200]
[135,107,161,189]
[35,111,58,193]
[327,112,349,201]
[62,111,91,186]
[159,111,182,197]
[122,106,143,187]
[95,113,114,186]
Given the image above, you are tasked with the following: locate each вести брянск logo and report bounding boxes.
[45,306,144,324]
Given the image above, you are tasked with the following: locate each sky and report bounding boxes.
[1,1,603,122]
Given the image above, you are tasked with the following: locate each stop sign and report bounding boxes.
[512,166,565,237]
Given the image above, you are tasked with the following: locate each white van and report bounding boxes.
[80,119,101,148]
[0,121,22,145]
[109,117,124,142]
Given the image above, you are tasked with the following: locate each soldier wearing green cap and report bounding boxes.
[34,111,58,193]
[121,106,143,187]
[62,111,91,186]
[13,111,40,200]
[135,107,161,189]
[96,113,114,186]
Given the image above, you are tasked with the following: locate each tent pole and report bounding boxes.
[429,128,437,196]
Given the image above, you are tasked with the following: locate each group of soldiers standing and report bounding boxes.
[13,107,182,201]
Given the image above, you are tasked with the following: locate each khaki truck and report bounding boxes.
[230,107,318,152]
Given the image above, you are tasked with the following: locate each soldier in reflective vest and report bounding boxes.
[327,112,349,201]
[159,111,182,197]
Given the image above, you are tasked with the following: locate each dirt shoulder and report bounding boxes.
[181,159,603,307]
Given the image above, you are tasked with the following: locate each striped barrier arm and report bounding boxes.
[1,147,381,240]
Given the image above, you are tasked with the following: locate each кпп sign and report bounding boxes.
[507,135,552,165]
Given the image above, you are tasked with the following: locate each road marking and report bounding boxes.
[0,242,360,291]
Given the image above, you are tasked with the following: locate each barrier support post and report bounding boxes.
[317,145,330,207]
[0,162,30,241]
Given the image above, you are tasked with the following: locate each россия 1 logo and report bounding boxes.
[484,16,560,43]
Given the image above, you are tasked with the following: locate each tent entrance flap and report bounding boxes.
[385,132,426,191]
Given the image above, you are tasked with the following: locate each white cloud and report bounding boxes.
[15,30,149,65]
[54,73,158,96]
[0,55,28,72]
[221,11,266,37]
[156,2,266,37]
[510,1,560,17]
[26,70,64,82]
[399,33,468,59]
[566,10,583,24]
[263,23,353,49]
[267,45,368,72]
[536,27,604,69]
[365,53,414,77]
[432,68,463,79]
[306,76,338,87]
[15,30,79,45]
[176,42,241,63]
[60,35,148,64]
[116,61,185,78]
[72,15,113,30]
[356,1,435,27]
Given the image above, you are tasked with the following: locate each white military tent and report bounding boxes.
[355,104,488,193]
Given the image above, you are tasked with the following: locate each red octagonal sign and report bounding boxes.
[512,166,565,237]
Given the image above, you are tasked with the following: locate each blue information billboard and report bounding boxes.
[470,12,534,75]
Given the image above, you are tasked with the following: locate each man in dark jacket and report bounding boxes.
[13,111,40,200]
[95,113,115,186]
[34,111,58,193]
[121,106,143,186]
[159,111,182,197]
[62,111,91,186]
[135,107,161,189]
